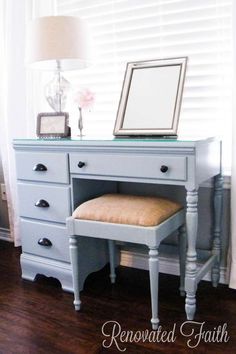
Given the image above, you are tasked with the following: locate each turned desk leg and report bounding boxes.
[108,240,116,284]
[148,247,159,330]
[185,189,198,320]
[69,236,81,311]
[212,174,223,287]
[178,224,187,296]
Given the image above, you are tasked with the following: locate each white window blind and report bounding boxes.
[57,0,233,172]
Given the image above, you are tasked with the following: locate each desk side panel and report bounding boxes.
[196,140,221,186]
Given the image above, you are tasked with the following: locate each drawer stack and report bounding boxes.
[15,151,72,291]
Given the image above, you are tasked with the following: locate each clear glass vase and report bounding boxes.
[78,107,84,137]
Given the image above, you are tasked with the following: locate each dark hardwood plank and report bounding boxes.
[0,241,235,354]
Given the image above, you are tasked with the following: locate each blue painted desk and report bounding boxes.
[13,137,222,319]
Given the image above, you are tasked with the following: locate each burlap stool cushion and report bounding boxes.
[72,194,182,227]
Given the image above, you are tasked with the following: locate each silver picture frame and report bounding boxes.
[113,57,187,137]
[36,112,70,138]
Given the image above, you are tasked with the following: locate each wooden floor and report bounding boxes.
[0,241,235,354]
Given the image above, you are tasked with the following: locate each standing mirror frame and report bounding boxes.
[113,57,187,137]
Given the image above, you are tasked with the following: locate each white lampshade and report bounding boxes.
[25,16,91,71]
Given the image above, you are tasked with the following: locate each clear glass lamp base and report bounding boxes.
[45,72,70,112]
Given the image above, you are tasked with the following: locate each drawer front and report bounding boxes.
[15,151,69,183]
[21,219,70,262]
[70,153,187,181]
[18,183,71,222]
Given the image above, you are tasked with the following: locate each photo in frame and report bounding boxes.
[36,112,70,138]
[113,57,187,137]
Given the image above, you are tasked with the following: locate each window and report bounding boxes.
[57,0,233,173]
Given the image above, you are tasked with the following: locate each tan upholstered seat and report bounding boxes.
[72,194,183,227]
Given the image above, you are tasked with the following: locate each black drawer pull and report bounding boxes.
[78,161,85,168]
[35,199,49,208]
[160,165,168,173]
[33,163,47,172]
[38,238,52,247]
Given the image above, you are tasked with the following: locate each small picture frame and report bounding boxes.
[36,112,70,138]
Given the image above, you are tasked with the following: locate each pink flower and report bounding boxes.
[74,88,95,109]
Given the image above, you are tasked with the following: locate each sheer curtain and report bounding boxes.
[229,2,236,289]
[0,0,56,245]
[0,0,28,246]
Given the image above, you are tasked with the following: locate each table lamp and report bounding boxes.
[26,15,91,115]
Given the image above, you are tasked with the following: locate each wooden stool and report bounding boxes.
[67,194,186,329]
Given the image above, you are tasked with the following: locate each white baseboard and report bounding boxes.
[120,249,227,284]
[0,228,12,242]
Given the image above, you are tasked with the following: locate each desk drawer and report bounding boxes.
[15,151,69,183]
[21,219,70,262]
[18,183,71,222]
[69,153,187,181]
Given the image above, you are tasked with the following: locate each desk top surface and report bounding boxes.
[13,136,218,149]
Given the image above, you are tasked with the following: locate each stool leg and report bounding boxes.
[69,235,81,311]
[178,224,186,296]
[108,240,116,284]
[148,247,159,330]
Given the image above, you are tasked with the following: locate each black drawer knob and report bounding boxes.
[38,238,52,247]
[33,163,47,172]
[160,165,168,173]
[35,199,50,208]
[78,161,85,168]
